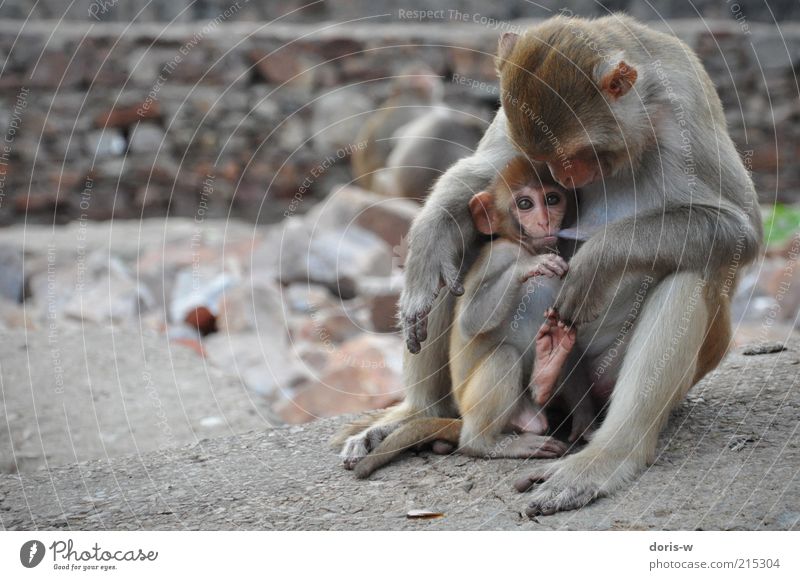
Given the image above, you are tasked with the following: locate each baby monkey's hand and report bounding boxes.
[520,254,569,283]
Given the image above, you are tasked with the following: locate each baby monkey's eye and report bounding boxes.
[545,193,561,206]
[516,197,533,210]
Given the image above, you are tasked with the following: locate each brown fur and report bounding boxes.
[498,17,607,157]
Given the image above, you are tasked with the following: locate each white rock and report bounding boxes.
[84,129,126,158]
[275,219,393,291]
[216,280,286,334]
[170,267,237,323]
[204,331,309,396]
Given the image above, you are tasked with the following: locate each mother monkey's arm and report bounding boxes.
[335,108,517,469]
[401,109,517,353]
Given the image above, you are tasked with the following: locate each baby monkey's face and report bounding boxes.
[508,181,567,254]
[468,156,571,255]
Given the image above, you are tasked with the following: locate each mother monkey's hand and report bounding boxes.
[399,112,517,353]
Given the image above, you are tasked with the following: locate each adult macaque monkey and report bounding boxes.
[340,15,761,515]
[350,65,485,201]
[351,65,444,191]
[352,158,594,479]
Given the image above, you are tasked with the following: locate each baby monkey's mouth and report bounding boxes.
[524,235,559,255]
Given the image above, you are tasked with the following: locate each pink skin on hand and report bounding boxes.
[521,255,568,283]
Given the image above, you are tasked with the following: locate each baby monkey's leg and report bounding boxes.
[458,344,566,459]
[532,309,577,406]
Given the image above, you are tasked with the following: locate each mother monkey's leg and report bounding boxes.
[515,273,732,515]
[338,292,455,468]
[337,112,517,468]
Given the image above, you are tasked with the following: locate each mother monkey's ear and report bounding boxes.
[495,32,520,74]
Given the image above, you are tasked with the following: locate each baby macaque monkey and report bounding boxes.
[353,158,594,478]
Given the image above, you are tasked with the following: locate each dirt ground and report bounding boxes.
[0,326,280,475]
[1,339,797,530]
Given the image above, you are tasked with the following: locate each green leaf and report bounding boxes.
[763,203,800,247]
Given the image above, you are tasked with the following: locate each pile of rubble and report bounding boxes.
[0,185,419,424]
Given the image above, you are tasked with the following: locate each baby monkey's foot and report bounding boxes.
[533,309,576,405]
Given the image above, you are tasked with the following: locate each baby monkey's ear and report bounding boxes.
[469,191,498,236]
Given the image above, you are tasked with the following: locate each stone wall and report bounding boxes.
[0,17,798,225]
[3,0,800,24]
